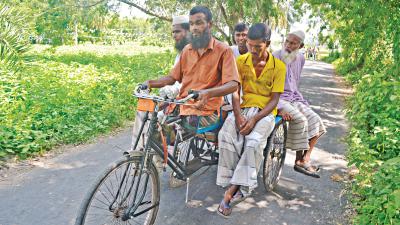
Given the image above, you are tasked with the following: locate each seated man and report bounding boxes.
[132,14,190,151]
[142,6,239,145]
[216,23,286,217]
[273,30,326,178]
[223,22,249,112]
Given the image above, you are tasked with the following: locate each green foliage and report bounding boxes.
[321,51,340,63]
[117,0,294,44]
[0,3,31,68]
[33,0,111,45]
[352,157,400,225]
[299,0,400,224]
[347,72,399,165]
[0,47,174,159]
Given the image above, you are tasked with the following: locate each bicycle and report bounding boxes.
[75,86,287,225]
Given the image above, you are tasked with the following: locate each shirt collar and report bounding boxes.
[244,51,275,70]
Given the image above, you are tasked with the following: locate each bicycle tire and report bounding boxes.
[75,155,160,225]
[262,120,287,192]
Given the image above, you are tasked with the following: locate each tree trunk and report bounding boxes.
[74,20,78,45]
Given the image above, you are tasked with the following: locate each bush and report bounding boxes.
[307,1,400,223]
[347,72,400,165]
[344,66,399,224]
[322,51,341,63]
[352,157,400,225]
[0,51,174,159]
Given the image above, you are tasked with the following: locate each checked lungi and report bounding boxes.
[279,100,326,151]
[216,107,275,189]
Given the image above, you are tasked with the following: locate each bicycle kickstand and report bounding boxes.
[185,177,190,204]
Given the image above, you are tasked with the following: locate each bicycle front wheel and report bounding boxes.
[75,155,160,225]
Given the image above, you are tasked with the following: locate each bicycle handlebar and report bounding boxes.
[133,85,198,106]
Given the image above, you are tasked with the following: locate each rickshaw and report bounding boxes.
[75,85,287,225]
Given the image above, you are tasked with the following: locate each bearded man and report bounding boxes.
[172,15,190,63]
[143,5,239,136]
[273,30,326,178]
[132,15,190,151]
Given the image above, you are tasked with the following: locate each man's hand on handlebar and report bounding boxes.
[193,90,210,110]
[139,81,150,90]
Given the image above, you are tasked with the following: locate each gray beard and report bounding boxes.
[191,29,211,50]
[281,49,299,64]
[175,37,189,52]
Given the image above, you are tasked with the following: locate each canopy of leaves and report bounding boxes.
[0,3,31,68]
[116,0,297,44]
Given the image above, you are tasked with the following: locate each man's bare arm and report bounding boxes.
[194,81,239,109]
[146,76,176,89]
[199,81,239,98]
[232,87,241,118]
[232,87,247,129]
[239,92,281,135]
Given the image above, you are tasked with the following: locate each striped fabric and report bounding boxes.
[216,107,275,189]
[279,100,326,151]
[180,111,220,136]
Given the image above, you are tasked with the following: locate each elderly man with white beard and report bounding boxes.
[273,30,326,178]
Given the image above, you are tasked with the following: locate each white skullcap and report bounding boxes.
[172,15,189,25]
[288,30,305,43]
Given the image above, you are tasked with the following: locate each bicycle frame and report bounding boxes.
[133,100,202,180]
[120,95,206,220]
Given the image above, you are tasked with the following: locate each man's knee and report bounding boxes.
[295,114,308,125]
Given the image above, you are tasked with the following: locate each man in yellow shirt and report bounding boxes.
[216,23,286,217]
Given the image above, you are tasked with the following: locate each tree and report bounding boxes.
[115,0,295,44]
[0,3,31,68]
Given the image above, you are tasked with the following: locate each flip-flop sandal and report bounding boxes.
[217,200,232,218]
[229,190,246,206]
[294,163,321,178]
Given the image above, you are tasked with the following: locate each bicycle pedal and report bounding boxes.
[169,173,187,188]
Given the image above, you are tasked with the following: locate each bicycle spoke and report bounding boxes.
[93,195,112,208]
[80,159,158,225]
[98,188,113,206]
[120,163,134,204]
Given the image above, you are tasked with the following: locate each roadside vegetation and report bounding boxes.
[300,1,399,224]
[1,46,174,159]
[1,1,398,223]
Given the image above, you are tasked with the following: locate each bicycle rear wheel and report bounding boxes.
[75,155,160,225]
[263,120,287,192]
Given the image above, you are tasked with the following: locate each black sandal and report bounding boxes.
[294,162,321,178]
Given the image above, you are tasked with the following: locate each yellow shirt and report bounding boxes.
[236,52,286,115]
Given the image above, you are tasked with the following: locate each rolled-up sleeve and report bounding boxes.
[170,53,183,82]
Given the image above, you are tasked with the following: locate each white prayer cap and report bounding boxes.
[172,15,189,25]
[288,30,305,43]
